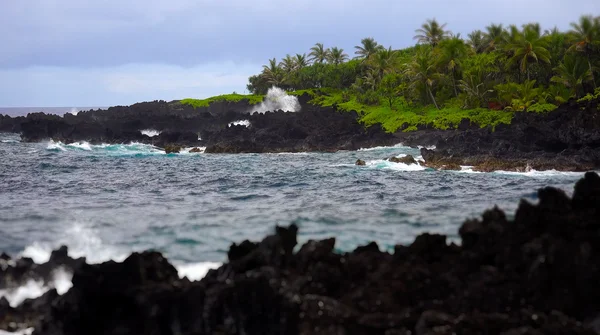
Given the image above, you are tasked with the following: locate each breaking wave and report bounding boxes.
[250,87,300,114]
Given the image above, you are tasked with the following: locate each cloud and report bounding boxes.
[1,0,598,105]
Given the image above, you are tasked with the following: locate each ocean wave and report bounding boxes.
[364,159,427,172]
[493,169,589,177]
[1,139,20,143]
[45,141,165,156]
[357,143,407,151]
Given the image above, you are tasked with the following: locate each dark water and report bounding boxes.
[0,132,588,275]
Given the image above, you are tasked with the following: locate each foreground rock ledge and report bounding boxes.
[2,172,600,334]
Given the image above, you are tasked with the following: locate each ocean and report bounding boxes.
[0,107,105,117]
[0,132,589,308]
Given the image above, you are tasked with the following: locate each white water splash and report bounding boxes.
[21,224,128,265]
[228,120,251,128]
[364,159,426,172]
[357,143,407,151]
[67,108,79,116]
[140,129,161,137]
[0,268,73,307]
[250,87,300,114]
[176,262,221,281]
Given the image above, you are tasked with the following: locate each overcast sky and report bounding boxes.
[1,0,598,107]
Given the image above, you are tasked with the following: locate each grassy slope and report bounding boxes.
[180,94,264,108]
[180,89,513,132]
[292,89,514,132]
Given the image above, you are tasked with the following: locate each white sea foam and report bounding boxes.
[45,140,66,151]
[176,262,221,281]
[493,169,588,177]
[67,107,79,116]
[1,139,19,143]
[365,159,427,172]
[140,129,161,137]
[417,145,436,150]
[357,143,407,151]
[250,87,301,114]
[45,141,165,156]
[180,147,206,154]
[455,166,483,174]
[0,268,73,307]
[67,142,92,151]
[228,120,251,128]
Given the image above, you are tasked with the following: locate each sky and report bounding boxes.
[1,0,598,107]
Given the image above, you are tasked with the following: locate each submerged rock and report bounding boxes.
[163,144,181,154]
[388,154,417,165]
[355,159,366,166]
[3,173,600,334]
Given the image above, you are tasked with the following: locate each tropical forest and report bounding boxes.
[240,15,600,132]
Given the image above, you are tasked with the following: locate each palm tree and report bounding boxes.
[569,15,600,88]
[309,43,329,64]
[485,23,506,51]
[438,37,470,96]
[261,58,285,86]
[405,47,442,109]
[354,37,385,60]
[280,54,296,75]
[327,47,349,65]
[468,30,486,54]
[506,25,551,81]
[551,53,593,98]
[369,47,398,83]
[294,53,309,71]
[414,19,450,47]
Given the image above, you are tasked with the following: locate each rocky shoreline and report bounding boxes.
[1,94,599,171]
[1,172,600,334]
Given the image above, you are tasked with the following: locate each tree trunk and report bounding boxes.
[588,55,597,89]
[452,69,458,97]
[427,86,440,109]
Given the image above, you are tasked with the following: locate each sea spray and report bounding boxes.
[0,268,73,307]
[228,120,251,128]
[250,87,301,114]
[140,129,161,137]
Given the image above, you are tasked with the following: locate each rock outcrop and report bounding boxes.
[3,97,396,153]
[2,172,600,334]
[414,97,600,171]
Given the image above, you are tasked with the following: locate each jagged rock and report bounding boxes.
[389,155,417,165]
[189,147,202,153]
[356,159,366,166]
[163,144,181,154]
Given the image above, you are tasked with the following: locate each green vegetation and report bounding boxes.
[245,15,600,132]
[292,88,513,132]
[180,93,263,108]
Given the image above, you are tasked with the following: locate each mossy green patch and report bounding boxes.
[180,94,264,108]
[303,89,513,132]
